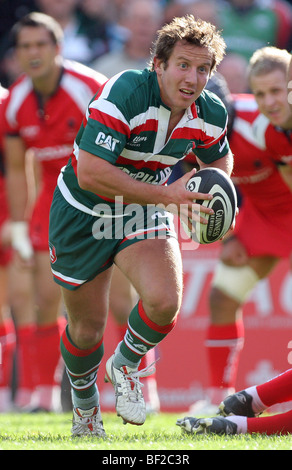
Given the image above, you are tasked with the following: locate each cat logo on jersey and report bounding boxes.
[95,131,120,152]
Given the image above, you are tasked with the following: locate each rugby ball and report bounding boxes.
[183,167,237,244]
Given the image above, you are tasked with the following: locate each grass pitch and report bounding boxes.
[0,411,292,451]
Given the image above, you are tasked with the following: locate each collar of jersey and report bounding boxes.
[152,70,197,121]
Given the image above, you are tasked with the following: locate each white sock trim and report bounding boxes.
[245,385,267,414]
[226,415,248,434]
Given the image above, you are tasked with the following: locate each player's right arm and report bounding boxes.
[5,135,33,262]
[77,149,213,224]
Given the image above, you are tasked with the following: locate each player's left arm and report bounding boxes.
[196,149,234,177]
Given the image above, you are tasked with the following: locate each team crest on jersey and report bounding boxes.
[49,242,57,264]
[183,141,196,157]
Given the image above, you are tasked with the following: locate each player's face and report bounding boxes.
[250,69,292,128]
[15,26,61,82]
[154,41,212,116]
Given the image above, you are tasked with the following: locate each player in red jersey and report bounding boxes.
[178,367,292,435]
[0,84,15,412]
[250,47,292,177]
[2,12,106,411]
[187,46,292,416]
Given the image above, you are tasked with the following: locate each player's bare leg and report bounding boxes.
[9,252,65,411]
[207,246,278,403]
[105,237,182,425]
[60,267,112,436]
[33,251,65,411]
[109,266,160,414]
[0,265,15,412]
[8,257,36,409]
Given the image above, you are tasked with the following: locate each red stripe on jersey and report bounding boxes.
[171,126,203,141]
[132,119,158,135]
[138,300,177,334]
[89,107,130,138]
[172,126,226,148]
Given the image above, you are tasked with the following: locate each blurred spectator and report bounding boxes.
[0,48,24,88]
[35,0,113,64]
[181,0,219,24]
[76,0,128,59]
[0,0,37,38]
[0,0,128,86]
[91,0,164,77]
[218,53,249,93]
[217,0,292,61]
[164,0,186,23]
[175,0,292,60]
[0,0,38,86]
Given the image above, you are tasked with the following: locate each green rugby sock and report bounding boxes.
[61,326,104,409]
[113,300,176,369]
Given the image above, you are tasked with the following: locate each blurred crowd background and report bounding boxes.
[1,0,292,93]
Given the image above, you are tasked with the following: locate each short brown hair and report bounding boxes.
[150,15,226,74]
[11,12,64,47]
[247,46,291,84]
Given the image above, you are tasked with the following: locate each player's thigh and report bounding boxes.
[248,255,279,279]
[0,265,9,323]
[220,236,249,266]
[114,237,183,324]
[220,236,278,277]
[8,257,35,325]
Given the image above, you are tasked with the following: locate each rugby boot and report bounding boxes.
[219,390,257,417]
[72,406,106,437]
[176,416,238,435]
[105,354,155,425]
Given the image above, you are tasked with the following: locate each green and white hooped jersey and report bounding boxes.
[58,68,229,214]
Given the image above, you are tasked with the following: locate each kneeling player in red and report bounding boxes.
[177,368,292,435]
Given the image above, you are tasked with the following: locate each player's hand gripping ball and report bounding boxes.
[183,167,237,244]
